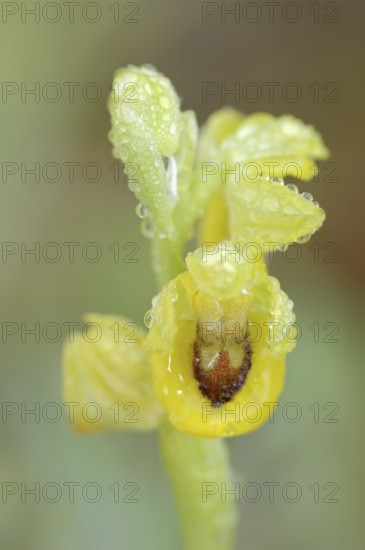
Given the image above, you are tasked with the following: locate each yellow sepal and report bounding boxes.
[62,313,164,433]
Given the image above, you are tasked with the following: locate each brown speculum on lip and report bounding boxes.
[193,317,252,408]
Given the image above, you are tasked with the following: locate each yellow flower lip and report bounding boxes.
[147,254,296,438]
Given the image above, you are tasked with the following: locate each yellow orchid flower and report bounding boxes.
[63,65,330,550]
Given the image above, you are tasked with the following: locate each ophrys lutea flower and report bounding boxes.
[62,65,329,550]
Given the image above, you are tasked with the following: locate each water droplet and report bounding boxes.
[128,180,141,193]
[118,145,129,158]
[271,177,284,185]
[131,140,145,153]
[141,219,153,238]
[166,156,178,205]
[171,290,178,302]
[312,201,319,207]
[222,424,235,437]
[135,203,149,219]
[144,309,154,329]
[270,277,281,288]
[301,192,313,201]
[141,64,158,74]
[262,175,284,186]
[286,184,298,193]
[296,234,311,244]
[159,96,171,109]
[151,294,160,307]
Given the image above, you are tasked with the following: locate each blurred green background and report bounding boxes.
[0,0,364,548]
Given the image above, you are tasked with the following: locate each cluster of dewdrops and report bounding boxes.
[135,155,177,239]
[261,173,319,248]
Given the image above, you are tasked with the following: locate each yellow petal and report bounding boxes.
[225,178,325,247]
[220,112,329,165]
[199,109,329,175]
[197,107,245,158]
[62,313,164,433]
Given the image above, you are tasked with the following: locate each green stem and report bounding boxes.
[151,236,185,288]
[159,421,238,550]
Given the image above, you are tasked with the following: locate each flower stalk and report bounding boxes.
[159,420,237,550]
